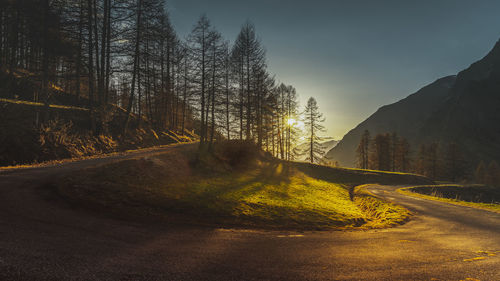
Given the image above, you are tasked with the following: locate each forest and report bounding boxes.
[0,0,326,165]
[356,130,500,185]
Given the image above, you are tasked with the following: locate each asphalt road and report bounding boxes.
[0,144,499,280]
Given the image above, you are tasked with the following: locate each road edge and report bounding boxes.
[397,186,500,214]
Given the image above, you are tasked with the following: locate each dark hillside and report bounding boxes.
[327,39,500,169]
[326,75,456,167]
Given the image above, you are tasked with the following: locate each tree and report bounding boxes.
[0,3,305,155]
[416,142,440,179]
[302,97,326,164]
[187,15,213,146]
[475,161,487,184]
[427,142,439,179]
[122,0,144,136]
[443,142,465,182]
[232,21,266,141]
[283,84,299,160]
[356,130,370,169]
[486,161,500,187]
[390,132,398,171]
[220,42,233,140]
[207,29,223,147]
[370,133,391,171]
[359,131,411,172]
[395,137,411,172]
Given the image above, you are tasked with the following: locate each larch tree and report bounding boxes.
[370,134,391,171]
[303,97,326,164]
[0,3,306,155]
[443,142,465,182]
[122,0,144,136]
[396,137,411,172]
[187,15,213,146]
[232,21,266,141]
[486,161,500,187]
[356,130,370,169]
[475,161,487,184]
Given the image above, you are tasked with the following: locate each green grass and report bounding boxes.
[56,143,430,229]
[291,161,433,187]
[398,185,500,213]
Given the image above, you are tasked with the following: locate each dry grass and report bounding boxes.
[353,185,411,228]
[0,98,198,166]
[398,185,500,213]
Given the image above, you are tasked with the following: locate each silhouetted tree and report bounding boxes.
[0,3,306,152]
[395,137,411,172]
[187,15,213,145]
[475,161,487,184]
[232,21,266,141]
[302,97,325,164]
[415,142,440,179]
[443,142,465,182]
[427,142,440,179]
[356,130,370,169]
[370,133,391,171]
[485,161,500,187]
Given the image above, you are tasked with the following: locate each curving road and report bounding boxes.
[0,145,499,280]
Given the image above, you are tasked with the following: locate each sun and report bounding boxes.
[287,118,296,126]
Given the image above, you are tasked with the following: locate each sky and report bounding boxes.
[167,0,500,139]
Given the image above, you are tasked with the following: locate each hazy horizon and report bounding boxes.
[168,0,500,139]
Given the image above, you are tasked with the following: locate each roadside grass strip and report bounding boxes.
[397,185,500,213]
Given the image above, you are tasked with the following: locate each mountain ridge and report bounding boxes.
[326,39,500,168]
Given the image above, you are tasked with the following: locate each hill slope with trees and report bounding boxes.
[326,40,500,180]
[0,0,306,165]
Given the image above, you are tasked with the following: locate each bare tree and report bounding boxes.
[232,21,266,141]
[187,15,213,146]
[356,130,370,169]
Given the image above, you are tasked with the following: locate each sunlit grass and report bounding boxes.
[353,185,411,228]
[193,170,365,225]
[56,143,422,229]
[0,98,88,111]
[398,185,500,213]
[61,160,365,229]
[338,166,420,176]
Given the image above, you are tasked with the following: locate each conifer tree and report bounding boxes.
[303,97,325,164]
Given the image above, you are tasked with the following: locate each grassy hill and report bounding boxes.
[56,141,433,230]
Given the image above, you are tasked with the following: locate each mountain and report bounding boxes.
[325,76,456,167]
[296,139,339,162]
[326,39,500,167]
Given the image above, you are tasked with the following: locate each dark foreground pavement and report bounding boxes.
[0,145,499,280]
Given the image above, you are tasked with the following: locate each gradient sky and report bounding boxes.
[168,0,500,139]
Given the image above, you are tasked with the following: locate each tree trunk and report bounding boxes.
[123,0,143,136]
